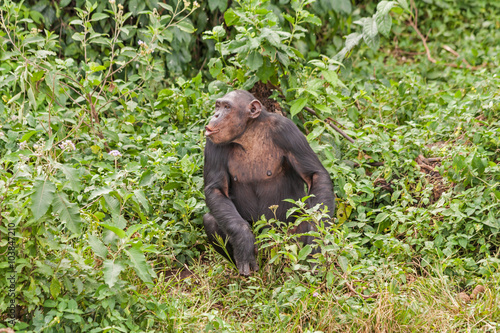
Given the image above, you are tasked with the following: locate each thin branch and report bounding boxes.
[303,106,356,143]
[407,0,486,70]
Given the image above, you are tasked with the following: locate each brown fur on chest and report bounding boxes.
[228,143,284,183]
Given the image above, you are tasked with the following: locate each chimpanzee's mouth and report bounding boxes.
[205,127,220,137]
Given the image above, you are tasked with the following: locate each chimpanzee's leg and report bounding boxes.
[203,213,236,263]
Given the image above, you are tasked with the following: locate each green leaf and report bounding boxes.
[91,12,109,21]
[298,245,312,261]
[338,255,348,272]
[72,32,84,42]
[88,235,108,259]
[224,8,239,26]
[375,212,389,224]
[139,170,154,186]
[397,0,410,12]
[103,260,124,288]
[125,245,153,284]
[208,58,223,78]
[247,51,263,71]
[332,0,352,14]
[375,1,396,37]
[290,98,308,118]
[35,50,56,59]
[20,130,39,142]
[101,223,126,238]
[89,187,113,201]
[208,0,228,12]
[322,70,340,86]
[362,17,380,51]
[134,189,150,213]
[177,21,195,33]
[50,277,61,299]
[158,3,173,12]
[31,179,56,220]
[52,192,82,234]
[27,87,36,109]
[58,164,81,192]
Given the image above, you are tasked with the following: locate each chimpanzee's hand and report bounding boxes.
[234,233,259,276]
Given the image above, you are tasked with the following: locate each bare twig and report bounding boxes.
[343,273,379,299]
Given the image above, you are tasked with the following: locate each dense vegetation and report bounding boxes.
[1,0,499,331]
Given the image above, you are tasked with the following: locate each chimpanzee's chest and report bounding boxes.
[228,144,285,184]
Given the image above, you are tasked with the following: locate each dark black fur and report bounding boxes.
[203,90,335,275]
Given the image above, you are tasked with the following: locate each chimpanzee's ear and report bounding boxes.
[248,99,262,119]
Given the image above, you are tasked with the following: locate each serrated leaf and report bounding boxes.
[126,245,153,284]
[376,1,396,37]
[322,70,340,86]
[104,194,120,215]
[52,192,82,234]
[103,260,124,288]
[362,17,380,51]
[31,179,56,220]
[88,234,108,259]
[50,277,61,299]
[290,98,308,117]
[397,0,410,12]
[58,164,81,192]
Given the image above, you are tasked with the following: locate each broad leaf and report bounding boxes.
[125,245,153,284]
[362,17,380,51]
[133,189,150,213]
[290,98,308,117]
[52,192,82,234]
[338,255,348,273]
[103,260,124,288]
[247,51,263,71]
[88,234,108,259]
[31,178,56,220]
[58,164,81,192]
[50,278,61,299]
[375,1,396,37]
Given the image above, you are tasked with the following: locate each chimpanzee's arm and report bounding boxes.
[203,140,257,275]
[273,117,335,222]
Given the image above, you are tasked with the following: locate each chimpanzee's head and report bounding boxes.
[205,90,263,145]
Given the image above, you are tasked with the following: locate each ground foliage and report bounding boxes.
[0,0,499,331]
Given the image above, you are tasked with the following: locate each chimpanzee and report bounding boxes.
[203,90,335,276]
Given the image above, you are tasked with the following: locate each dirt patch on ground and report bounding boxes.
[416,154,448,203]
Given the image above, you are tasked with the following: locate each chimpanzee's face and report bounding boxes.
[205,91,260,145]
